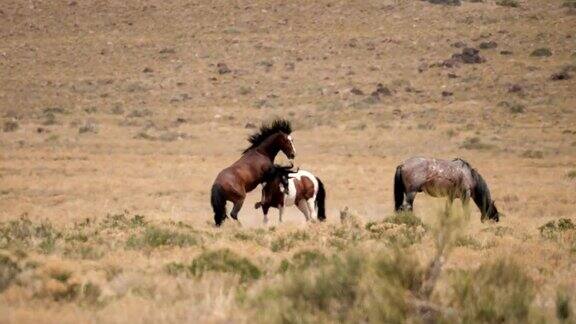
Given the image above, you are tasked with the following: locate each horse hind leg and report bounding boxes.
[230,198,244,224]
[405,192,417,212]
[263,208,269,224]
[297,200,311,222]
[306,198,317,221]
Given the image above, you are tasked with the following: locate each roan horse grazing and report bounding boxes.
[254,166,326,223]
[211,119,296,226]
[394,157,500,222]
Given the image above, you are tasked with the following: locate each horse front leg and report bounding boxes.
[462,191,471,219]
[445,191,457,211]
[306,198,317,221]
[278,206,284,223]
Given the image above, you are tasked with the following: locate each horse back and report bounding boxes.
[401,157,469,196]
[283,172,316,206]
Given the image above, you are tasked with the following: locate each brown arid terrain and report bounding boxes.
[1,0,576,322]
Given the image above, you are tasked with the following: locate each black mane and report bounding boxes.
[453,158,498,221]
[262,164,297,188]
[243,119,292,154]
[272,164,297,177]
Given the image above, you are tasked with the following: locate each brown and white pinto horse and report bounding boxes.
[255,166,326,223]
[394,157,500,222]
[211,119,295,226]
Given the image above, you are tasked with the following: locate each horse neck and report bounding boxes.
[470,169,491,214]
[256,133,281,160]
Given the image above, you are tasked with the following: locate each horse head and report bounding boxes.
[487,200,500,222]
[277,133,296,162]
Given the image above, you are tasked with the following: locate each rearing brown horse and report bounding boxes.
[211,119,295,226]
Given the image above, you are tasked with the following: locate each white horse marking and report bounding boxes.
[281,170,319,221]
[287,135,296,155]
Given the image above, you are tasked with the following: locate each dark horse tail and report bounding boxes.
[470,168,495,221]
[394,165,405,211]
[211,183,227,226]
[315,177,326,221]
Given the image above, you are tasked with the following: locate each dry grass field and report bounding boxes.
[1,0,575,322]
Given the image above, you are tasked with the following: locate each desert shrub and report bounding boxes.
[566,170,576,179]
[80,282,102,305]
[531,48,552,57]
[388,226,426,247]
[50,283,81,301]
[0,254,20,292]
[498,100,526,114]
[270,230,309,252]
[63,244,104,260]
[539,218,575,239]
[126,226,199,248]
[454,235,484,250]
[461,137,494,150]
[449,258,534,322]
[279,249,328,273]
[252,251,365,322]
[539,219,576,253]
[564,0,576,8]
[446,129,458,138]
[328,208,366,248]
[329,226,365,249]
[481,225,513,237]
[496,0,519,7]
[165,262,187,275]
[556,289,572,321]
[0,217,61,253]
[3,120,19,132]
[188,249,261,282]
[365,213,427,246]
[521,150,544,159]
[251,248,424,323]
[233,229,268,246]
[339,207,364,229]
[384,211,425,228]
[65,233,89,243]
[78,120,98,134]
[509,103,526,114]
[51,269,72,283]
[365,221,394,239]
[100,213,146,230]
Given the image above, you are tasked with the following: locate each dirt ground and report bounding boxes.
[1,0,575,323]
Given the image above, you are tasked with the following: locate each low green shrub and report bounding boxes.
[449,258,535,322]
[188,249,261,282]
[270,230,309,252]
[127,226,198,248]
[0,254,20,292]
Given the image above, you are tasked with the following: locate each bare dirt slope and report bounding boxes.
[1,0,575,322]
